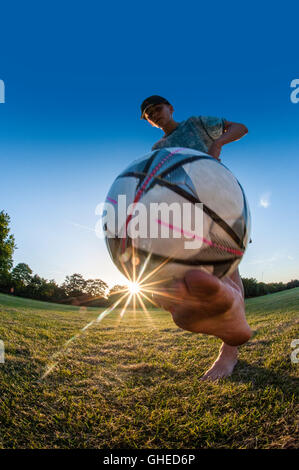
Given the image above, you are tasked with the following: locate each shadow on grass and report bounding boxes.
[228,359,298,395]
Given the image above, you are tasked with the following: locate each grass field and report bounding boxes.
[0,289,298,449]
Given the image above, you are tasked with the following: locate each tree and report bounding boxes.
[44,279,67,301]
[0,211,17,277]
[82,280,110,307]
[108,284,128,296]
[27,274,46,295]
[11,263,32,287]
[85,278,109,298]
[286,279,299,289]
[61,273,87,297]
[107,284,128,304]
[241,277,259,298]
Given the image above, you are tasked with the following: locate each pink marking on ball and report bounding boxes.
[122,148,184,252]
[156,219,244,257]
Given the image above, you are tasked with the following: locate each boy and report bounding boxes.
[140,95,252,381]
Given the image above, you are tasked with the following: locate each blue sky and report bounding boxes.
[0,1,298,286]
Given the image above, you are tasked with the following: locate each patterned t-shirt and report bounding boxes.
[151,115,226,156]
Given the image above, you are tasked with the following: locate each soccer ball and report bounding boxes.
[103,147,251,283]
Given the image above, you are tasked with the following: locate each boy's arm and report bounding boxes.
[208,120,248,160]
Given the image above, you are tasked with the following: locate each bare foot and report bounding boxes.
[154,269,252,346]
[201,343,238,381]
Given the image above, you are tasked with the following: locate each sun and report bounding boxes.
[128,281,141,295]
[41,252,177,379]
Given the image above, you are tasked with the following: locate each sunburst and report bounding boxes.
[128,281,141,295]
[40,249,176,380]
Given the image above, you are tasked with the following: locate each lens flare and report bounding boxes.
[128,281,141,295]
[40,251,178,381]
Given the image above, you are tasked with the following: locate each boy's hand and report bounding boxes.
[207,141,222,160]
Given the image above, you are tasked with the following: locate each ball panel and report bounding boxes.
[187,160,244,225]
[105,236,240,281]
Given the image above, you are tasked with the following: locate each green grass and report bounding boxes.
[0,289,298,449]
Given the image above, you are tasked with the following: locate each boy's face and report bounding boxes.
[145,103,173,128]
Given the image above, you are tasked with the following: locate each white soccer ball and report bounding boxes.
[103,147,251,283]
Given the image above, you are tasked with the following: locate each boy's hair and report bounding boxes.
[140,95,171,120]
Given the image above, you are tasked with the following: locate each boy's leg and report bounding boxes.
[201,268,244,381]
[154,267,252,380]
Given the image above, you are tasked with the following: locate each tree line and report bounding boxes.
[0,210,298,306]
[242,277,299,298]
[0,211,126,306]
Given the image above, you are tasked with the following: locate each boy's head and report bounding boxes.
[140,95,174,128]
